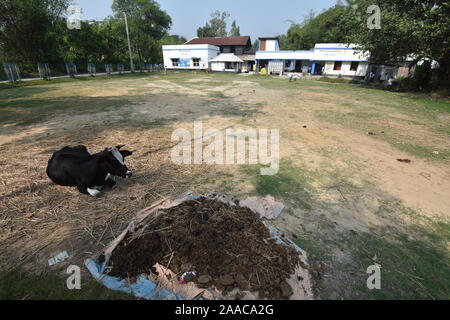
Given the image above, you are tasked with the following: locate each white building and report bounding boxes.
[210,53,244,72]
[255,38,370,78]
[162,44,220,70]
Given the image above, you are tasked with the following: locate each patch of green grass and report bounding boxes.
[209,91,227,99]
[348,221,450,300]
[161,71,235,89]
[318,77,354,84]
[394,142,450,160]
[242,159,314,209]
[293,197,450,299]
[0,73,162,127]
[0,270,136,300]
[314,105,449,161]
[0,72,153,90]
[123,118,173,129]
[0,95,130,126]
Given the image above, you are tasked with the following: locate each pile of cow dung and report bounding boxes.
[108,197,302,299]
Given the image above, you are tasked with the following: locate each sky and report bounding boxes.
[75,0,337,41]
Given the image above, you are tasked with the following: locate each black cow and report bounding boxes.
[46,145,133,196]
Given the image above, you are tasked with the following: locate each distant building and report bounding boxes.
[255,38,370,78]
[210,53,244,72]
[162,44,220,70]
[162,36,255,72]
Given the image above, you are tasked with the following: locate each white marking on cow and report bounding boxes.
[105,173,111,181]
[87,188,101,197]
[111,148,124,165]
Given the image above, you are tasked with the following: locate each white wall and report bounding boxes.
[264,40,278,51]
[324,61,369,77]
[162,44,220,70]
[256,50,313,61]
[313,43,370,62]
[256,43,370,77]
[211,62,225,72]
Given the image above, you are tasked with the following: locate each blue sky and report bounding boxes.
[75,0,337,41]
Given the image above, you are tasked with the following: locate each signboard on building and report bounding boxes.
[179,59,190,68]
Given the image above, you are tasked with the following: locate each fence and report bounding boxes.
[88,63,96,77]
[2,63,21,82]
[117,64,124,75]
[37,63,51,80]
[65,63,78,78]
[1,62,165,83]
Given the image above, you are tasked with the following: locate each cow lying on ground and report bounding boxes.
[46,145,133,196]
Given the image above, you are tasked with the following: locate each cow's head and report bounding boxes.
[101,145,133,178]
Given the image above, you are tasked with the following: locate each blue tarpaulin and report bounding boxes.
[85,194,307,300]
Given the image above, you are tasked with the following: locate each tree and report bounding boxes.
[197,11,230,37]
[149,34,186,63]
[252,40,259,51]
[229,20,240,36]
[112,0,172,63]
[285,5,355,50]
[160,34,187,45]
[276,34,288,50]
[347,0,450,90]
[0,0,70,69]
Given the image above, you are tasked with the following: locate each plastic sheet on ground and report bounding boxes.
[85,192,314,300]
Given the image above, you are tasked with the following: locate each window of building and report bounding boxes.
[285,60,291,68]
[350,62,359,71]
[192,58,200,67]
[333,61,342,71]
[171,58,179,67]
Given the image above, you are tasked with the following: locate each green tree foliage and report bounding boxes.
[347,0,450,90]
[153,34,187,62]
[58,19,130,71]
[0,0,69,68]
[252,40,259,51]
[229,20,240,36]
[160,34,187,46]
[276,34,288,50]
[112,0,172,64]
[285,5,355,50]
[197,11,230,37]
[0,0,174,75]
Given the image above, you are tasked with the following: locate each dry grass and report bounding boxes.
[0,124,210,274]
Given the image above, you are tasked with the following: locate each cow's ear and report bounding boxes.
[120,150,133,158]
[116,145,125,150]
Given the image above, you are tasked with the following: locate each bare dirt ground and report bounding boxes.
[0,72,449,299]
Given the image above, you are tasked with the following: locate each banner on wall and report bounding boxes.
[179,59,190,67]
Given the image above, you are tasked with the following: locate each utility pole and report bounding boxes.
[124,13,134,72]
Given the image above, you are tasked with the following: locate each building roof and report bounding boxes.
[259,37,279,40]
[210,53,244,63]
[236,54,256,61]
[185,36,251,47]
